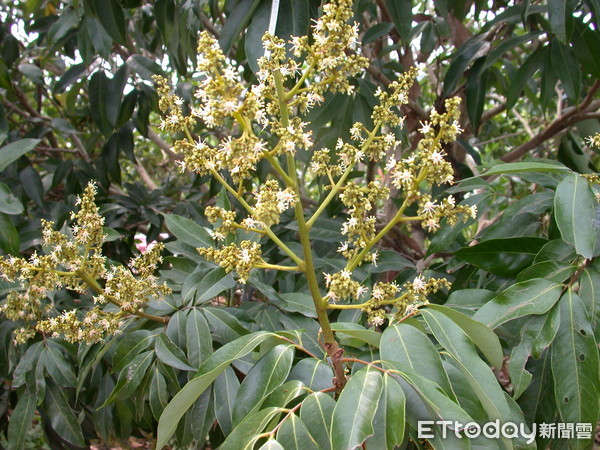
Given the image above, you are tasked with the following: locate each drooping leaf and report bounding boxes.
[300,392,336,450]
[0,182,23,215]
[162,213,214,248]
[182,267,237,305]
[278,293,317,318]
[155,334,195,371]
[551,290,599,450]
[473,278,562,329]
[220,407,283,450]
[482,161,569,176]
[550,40,581,100]
[186,308,212,368]
[330,366,383,450]
[276,413,320,450]
[91,0,127,45]
[366,373,406,449]
[44,381,85,447]
[7,388,36,450]
[385,0,412,42]
[0,138,41,171]
[579,266,600,335]
[554,173,598,259]
[102,350,155,406]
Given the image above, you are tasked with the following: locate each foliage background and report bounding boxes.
[0,0,599,449]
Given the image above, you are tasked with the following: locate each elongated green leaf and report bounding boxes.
[149,366,169,420]
[7,388,36,450]
[367,373,406,449]
[233,344,295,426]
[45,382,85,447]
[300,392,336,450]
[126,54,166,80]
[43,345,76,387]
[220,407,282,450]
[88,71,112,136]
[506,47,546,108]
[579,267,600,335]
[421,309,513,448]
[103,350,154,406]
[427,304,503,368]
[331,366,383,450]
[455,237,547,277]
[155,334,195,371]
[219,0,262,55]
[277,413,319,450]
[551,290,599,450]
[279,293,317,318]
[203,307,249,343]
[156,332,276,448]
[508,305,560,399]
[554,173,597,259]
[0,138,40,171]
[186,308,212,368]
[516,260,575,283]
[548,0,567,42]
[380,323,454,398]
[92,0,126,45]
[183,267,237,305]
[0,182,23,214]
[112,330,155,372]
[443,39,488,96]
[385,0,412,42]
[550,40,581,100]
[572,17,600,78]
[162,213,214,248]
[330,322,381,347]
[245,0,270,73]
[258,439,285,450]
[214,366,240,435]
[483,161,569,176]
[473,279,562,328]
[288,358,333,392]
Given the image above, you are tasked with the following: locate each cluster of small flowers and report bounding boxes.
[205,206,237,240]
[362,281,399,326]
[198,240,262,283]
[0,182,170,343]
[417,194,477,232]
[372,68,418,128]
[253,180,298,227]
[586,133,600,148]
[154,75,196,133]
[338,181,389,260]
[323,270,365,302]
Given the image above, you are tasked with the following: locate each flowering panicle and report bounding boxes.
[199,241,262,283]
[323,270,364,302]
[253,180,298,227]
[0,182,170,343]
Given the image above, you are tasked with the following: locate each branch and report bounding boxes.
[147,129,181,162]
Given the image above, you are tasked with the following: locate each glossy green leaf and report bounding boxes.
[182,267,237,305]
[482,161,569,176]
[278,292,317,318]
[103,350,155,406]
[421,309,513,448]
[455,237,547,277]
[380,323,454,398]
[203,307,249,343]
[263,380,306,410]
[427,304,503,368]
[288,358,333,392]
[126,54,166,80]
[551,290,599,449]
[554,173,598,259]
[233,344,294,425]
[258,439,285,450]
[156,332,276,448]
[506,47,546,108]
[330,322,381,347]
[550,40,581,100]
[42,344,76,387]
[385,0,412,42]
[245,0,270,73]
[45,381,85,447]
[7,388,36,450]
[579,266,600,335]
[533,238,577,264]
[219,0,262,55]
[516,260,575,283]
[0,182,23,214]
[443,39,488,96]
[277,413,319,450]
[0,138,41,171]
[300,392,335,450]
[112,330,156,372]
[162,213,214,248]
[155,333,195,371]
[92,0,126,45]
[186,308,212,368]
[548,0,568,42]
[367,373,406,449]
[46,8,79,45]
[0,213,19,255]
[88,71,112,136]
[508,305,560,399]
[214,366,240,435]
[18,63,44,85]
[331,366,383,450]
[572,18,600,78]
[473,278,562,328]
[220,407,282,450]
[149,366,169,420]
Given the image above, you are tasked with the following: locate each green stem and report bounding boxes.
[285,61,317,100]
[256,262,301,272]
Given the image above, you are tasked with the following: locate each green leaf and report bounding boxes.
[214,366,241,435]
[182,267,237,305]
[258,439,285,450]
[156,332,276,448]
[516,260,575,283]
[103,350,155,406]
[42,345,76,387]
[473,278,562,328]
[579,267,600,335]
[106,65,128,127]
[0,213,19,255]
[572,18,600,78]
[91,0,126,45]
[277,414,319,449]
[126,54,166,80]
[427,304,503,368]
[112,330,156,372]
[203,307,249,343]
[220,407,282,450]
[7,388,36,450]
[380,323,454,398]
[275,0,309,42]
[330,322,381,348]
[362,22,394,45]
[454,237,547,277]
[550,40,581,100]
[554,173,598,259]
[262,380,306,408]
[245,0,270,73]
[45,381,85,447]
[548,0,567,42]
[367,373,406,450]
[186,308,212,368]
[155,334,195,371]
[18,63,44,85]
[288,358,333,392]
[508,305,560,399]
[162,213,214,248]
[300,392,335,450]
[88,71,112,136]
[54,63,86,94]
[278,293,317,318]
[482,161,569,176]
[420,309,513,448]
[331,366,383,450]
[232,344,295,426]
[219,0,263,55]
[443,39,488,97]
[0,138,41,171]
[0,182,23,214]
[506,46,546,108]
[551,290,599,449]
[149,366,169,420]
[385,0,412,42]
